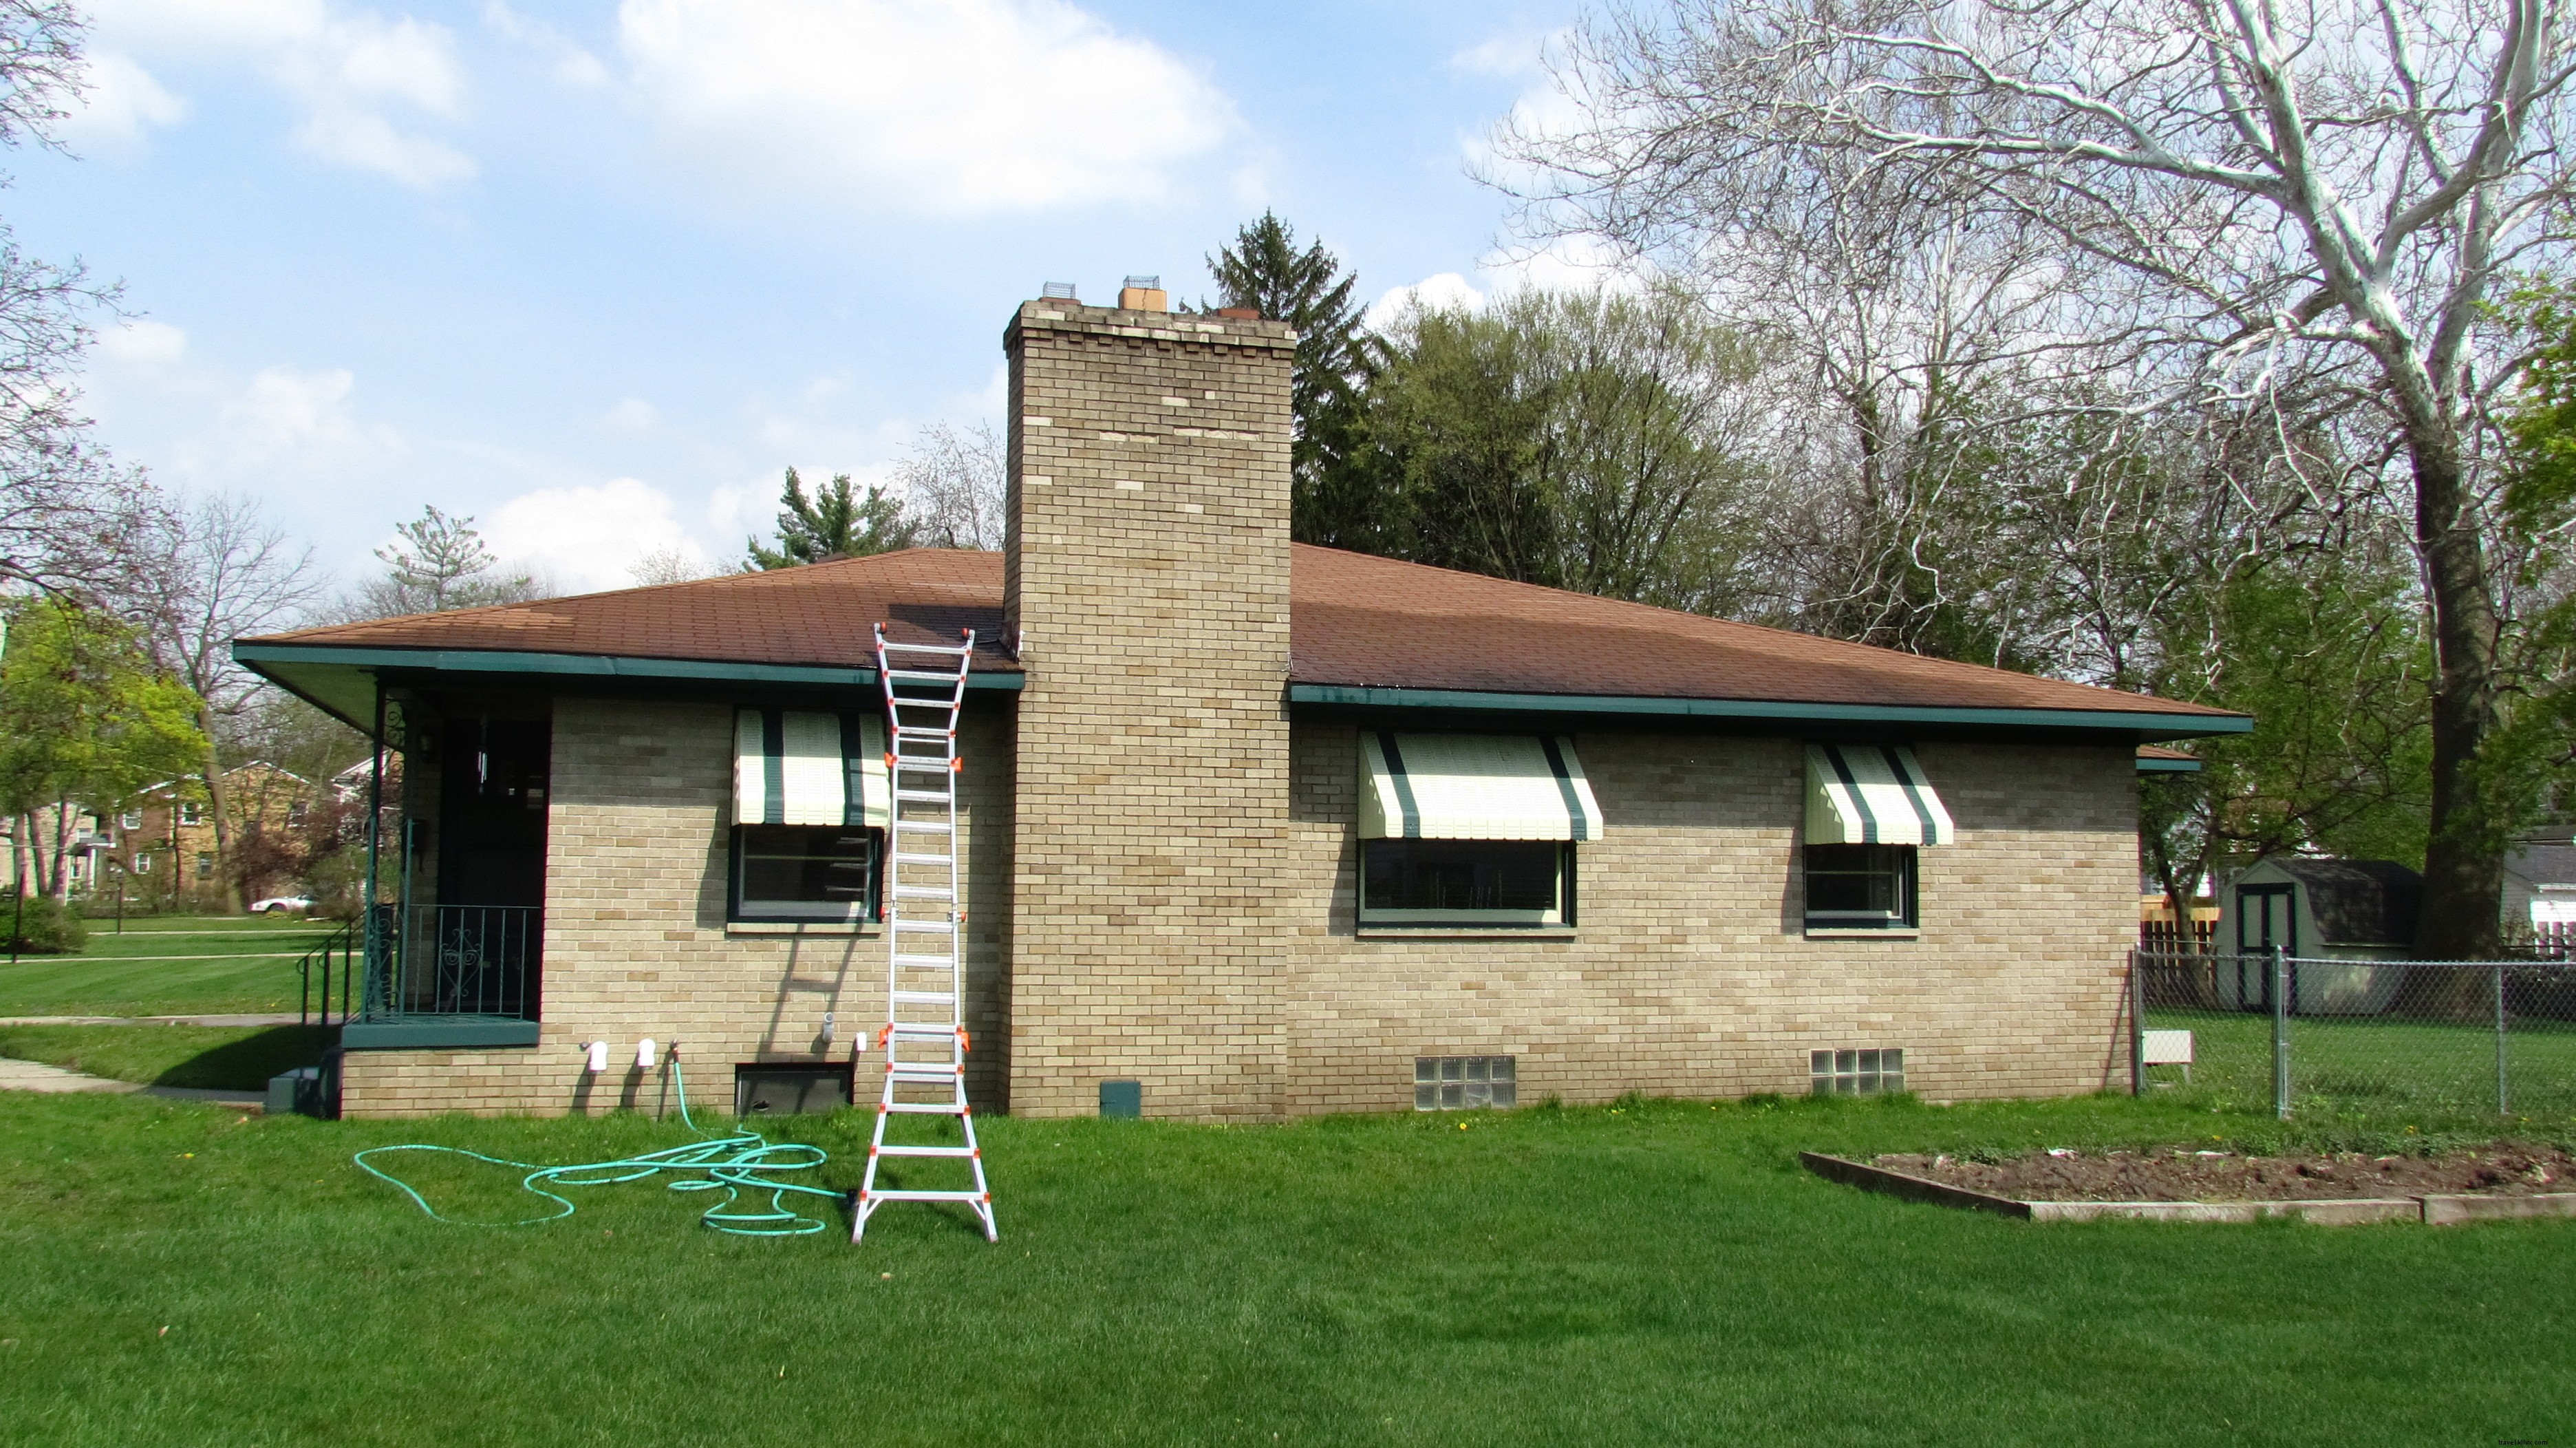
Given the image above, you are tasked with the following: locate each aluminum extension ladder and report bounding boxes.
[852,624,998,1244]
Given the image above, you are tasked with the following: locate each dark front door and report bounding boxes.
[2235,882,2296,1010]
[430,718,550,1016]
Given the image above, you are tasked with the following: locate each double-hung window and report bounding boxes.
[1356,732,1599,931]
[1803,743,1951,933]
[729,710,889,925]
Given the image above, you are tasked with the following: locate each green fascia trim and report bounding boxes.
[1285,683,2253,738]
[232,643,1024,691]
[2136,758,2205,773]
[341,1018,542,1050]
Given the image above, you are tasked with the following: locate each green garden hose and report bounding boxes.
[352,1056,844,1236]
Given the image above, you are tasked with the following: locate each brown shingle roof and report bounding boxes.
[247,544,2235,722]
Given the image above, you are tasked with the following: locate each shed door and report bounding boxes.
[2234,883,2296,1010]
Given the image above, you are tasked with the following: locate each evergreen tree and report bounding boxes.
[1206,213,1371,543]
[745,467,916,570]
[360,507,537,616]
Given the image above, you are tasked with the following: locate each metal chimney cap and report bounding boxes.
[1041,281,1078,300]
[1122,274,1161,289]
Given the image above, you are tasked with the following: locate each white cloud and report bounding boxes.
[1366,272,1485,331]
[225,365,368,458]
[482,477,711,593]
[91,0,474,188]
[293,107,475,187]
[96,319,190,366]
[601,396,659,434]
[482,2,609,87]
[617,0,1238,214]
[58,52,189,149]
[1451,30,1550,78]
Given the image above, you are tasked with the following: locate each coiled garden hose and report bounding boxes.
[352,1056,843,1236]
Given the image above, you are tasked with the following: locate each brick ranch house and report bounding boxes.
[237,295,2247,1120]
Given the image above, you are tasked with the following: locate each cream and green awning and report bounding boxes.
[1359,732,1602,840]
[1805,743,1953,846]
[733,710,888,828]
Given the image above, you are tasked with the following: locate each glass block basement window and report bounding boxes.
[1415,1056,1516,1110]
[1812,1048,1904,1096]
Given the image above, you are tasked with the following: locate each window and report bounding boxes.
[176,802,203,827]
[286,801,308,825]
[1362,840,1570,928]
[194,851,214,880]
[1812,1048,1905,1096]
[1803,844,1917,930]
[120,811,142,830]
[1415,1056,1516,1110]
[133,853,152,874]
[731,825,880,923]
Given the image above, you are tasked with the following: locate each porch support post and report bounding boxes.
[363,678,387,1018]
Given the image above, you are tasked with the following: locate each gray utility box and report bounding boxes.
[266,1065,323,1117]
[734,1063,854,1117]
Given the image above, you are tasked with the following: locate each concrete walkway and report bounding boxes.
[0,1055,266,1111]
[0,1014,305,1028]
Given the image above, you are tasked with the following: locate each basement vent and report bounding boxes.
[1811,1048,1904,1096]
[734,1063,854,1116]
[1415,1056,1515,1111]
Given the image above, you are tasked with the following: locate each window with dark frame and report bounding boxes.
[730,824,881,924]
[1361,840,1570,928]
[1802,843,1917,930]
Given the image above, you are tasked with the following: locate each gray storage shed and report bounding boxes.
[2216,858,2421,1015]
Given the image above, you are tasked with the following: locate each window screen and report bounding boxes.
[732,825,879,923]
[1803,844,1917,928]
[1362,840,1567,926]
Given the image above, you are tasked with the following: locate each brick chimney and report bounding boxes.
[999,291,1298,1118]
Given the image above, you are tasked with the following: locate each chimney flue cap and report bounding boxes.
[1041,281,1078,301]
[1118,275,1170,312]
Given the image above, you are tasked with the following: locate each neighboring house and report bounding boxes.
[2504,831,2576,947]
[122,763,316,898]
[236,294,2249,1120]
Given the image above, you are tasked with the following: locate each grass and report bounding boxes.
[3,1089,2574,1447]
[0,1025,333,1090]
[2144,1004,2576,1119]
[0,914,341,1017]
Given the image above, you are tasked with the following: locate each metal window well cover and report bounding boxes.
[732,710,888,828]
[1804,743,1954,846]
[1358,732,1601,840]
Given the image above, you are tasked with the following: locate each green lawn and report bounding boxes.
[3,1089,2573,1447]
[0,915,343,1017]
[2144,1004,2576,1120]
[0,1024,333,1089]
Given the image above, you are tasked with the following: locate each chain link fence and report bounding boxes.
[2132,950,2576,1120]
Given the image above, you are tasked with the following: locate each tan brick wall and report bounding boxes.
[1000,300,1299,1120]
[339,696,1017,1118]
[1284,725,2139,1112]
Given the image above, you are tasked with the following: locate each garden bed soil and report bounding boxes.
[1874,1145,2573,1202]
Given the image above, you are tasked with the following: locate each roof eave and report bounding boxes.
[1285,683,2251,743]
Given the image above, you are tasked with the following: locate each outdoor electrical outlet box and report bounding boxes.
[733,1063,854,1117]
[1099,1079,1141,1118]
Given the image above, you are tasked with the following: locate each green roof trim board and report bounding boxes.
[1286,683,2251,740]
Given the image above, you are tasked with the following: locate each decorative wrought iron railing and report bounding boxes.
[358,902,541,1022]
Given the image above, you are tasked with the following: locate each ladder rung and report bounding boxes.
[873,1144,976,1158]
[892,857,954,869]
[889,991,956,1005]
[861,1189,987,1202]
[892,952,957,968]
[888,1067,961,1083]
[879,1101,966,1114]
[886,669,962,681]
[894,789,952,802]
[888,820,952,832]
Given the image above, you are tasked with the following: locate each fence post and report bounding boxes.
[2129,950,2143,1098]
[2271,946,2290,1120]
[2495,963,2509,1118]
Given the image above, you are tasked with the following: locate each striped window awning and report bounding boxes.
[1805,743,1953,846]
[733,710,888,829]
[1359,732,1602,841]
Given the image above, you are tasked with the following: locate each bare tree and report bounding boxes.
[1505,0,2576,955]
[894,421,1006,549]
[118,494,324,911]
[0,1,153,596]
[627,548,710,586]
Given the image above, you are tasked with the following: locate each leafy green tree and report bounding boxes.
[745,467,914,570]
[1340,286,1765,610]
[0,596,204,900]
[1206,213,1372,544]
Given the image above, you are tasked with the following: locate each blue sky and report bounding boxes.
[13,0,1606,595]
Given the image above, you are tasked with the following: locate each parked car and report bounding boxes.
[249,895,315,914]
